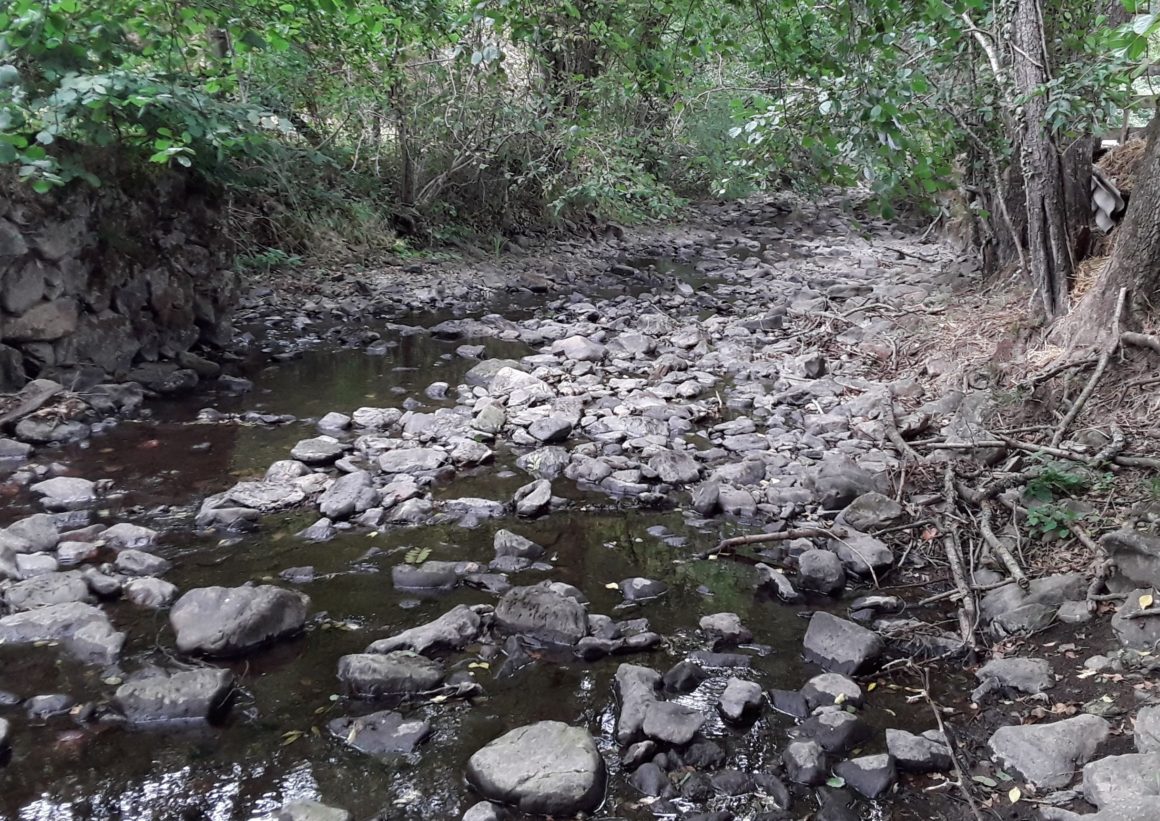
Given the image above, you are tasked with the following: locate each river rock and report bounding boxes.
[783,739,828,785]
[318,470,378,519]
[262,800,351,821]
[115,668,234,722]
[649,449,701,484]
[528,416,572,443]
[513,479,552,516]
[802,672,863,709]
[3,570,92,611]
[553,336,605,361]
[29,476,97,511]
[327,710,431,757]
[796,710,871,754]
[814,457,878,509]
[493,529,544,560]
[338,652,443,697]
[367,605,483,656]
[717,678,762,723]
[615,664,662,744]
[837,492,906,532]
[123,577,179,609]
[620,577,667,602]
[115,549,171,577]
[1134,704,1160,752]
[0,601,124,662]
[987,714,1110,788]
[798,549,846,595]
[1083,751,1160,808]
[643,700,705,745]
[169,585,309,656]
[973,657,1054,700]
[5,514,60,552]
[1102,529,1160,589]
[391,561,458,591]
[462,802,507,821]
[0,717,8,753]
[379,447,447,474]
[699,612,751,645]
[886,728,952,772]
[101,522,158,552]
[494,583,587,644]
[220,482,307,513]
[802,612,884,674]
[834,753,896,798]
[830,529,893,575]
[290,436,347,465]
[466,721,606,815]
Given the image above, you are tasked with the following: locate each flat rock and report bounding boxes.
[717,678,762,723]
[337,652,443,697]
[649,449,701,484]
[643,700,705,746]
[261,800,351,821]
[988,714,1110,788]
[802,672,863,709]
[466,721,605,815]
[838,492,906,532]
[783,739,828,785]
[169,585,308,656]
[378,447,448,474]
[101,522,158,551]
[974,657,1054,699]
[115,549,171,577]
[116,668,234,723]
[699,612,752,645]
[830,529,893,575]
[3,570,92,611]
[834,753,896,798]
[30,476,97,511]
[798,549,846,595]
[1113,589,1160,651]
[615,664,661,744]
[0,601,124,663]
[802,612,884,674]
[886,728,952,772]
[327,710,431,757]
[1083,751,1160,808]
[796,710,871,754]
[290,436,347,465]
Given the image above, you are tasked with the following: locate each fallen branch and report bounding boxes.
[917,578,1017,607]
[1123,331,1160,356]
[1089,426,1126,467]
[1049,287,1127,448]
[918,666,985,821]
[881,397,922,462]
[942,467,977,654]
[979,501,1028,589]
[921,436,1160,471]
[1027,355,1098,385]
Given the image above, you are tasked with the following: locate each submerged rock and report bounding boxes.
[337,652,443,697]
[115,668,234,723]
[327,710,431,757]
[494,583,587,645]
[367,605,483,656]
[0,601,124,663]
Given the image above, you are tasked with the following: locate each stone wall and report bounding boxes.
[0,169,238,391]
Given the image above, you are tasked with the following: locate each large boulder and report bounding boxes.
[494,583,587,645]
[2,570,92,611]
[802,612,884,674]
[337,652,443,697]
[169,585,308,656]
[988,714,1110,788]
[1102,529,1160,590]
[466,721,606,815]
[1083,752,1160,808]
[318,471,378,519]
[615,664,661,744]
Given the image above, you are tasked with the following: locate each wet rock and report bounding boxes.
[328,710,431,757]
[663,661,709,694]
[123,577,178,609]
[15,417,90,444]
[830,529,893,576]
[622,740,656,771]
[3,570,92,611]
[318,470,378,519]
[513,479,552,516]
[378,447,448,474]
[82,567,122,597]
[802,673,863,709]
[814,457,878,510]
[26,693,73,719]
[620,577,667,602]
[0,438,32,462]
[802,612,884,674]
[973,657,1054,701]
[629,761,673,797]
[689,650,750,668]
[5,514,60,552]
[1113,589,1160,650]
[15,553,56,578]
[170,585,308,656]
[886,729,952,772]
[116,668,234,723]
[0,601,124,662]
[462,802,507,821]
[700,612,752,645]
[798,549,846,595]
[390,561,458,591]
[114,549,171,577]
[553,336,605,362]
[796,710,871,754]
[466,721,606,815]
[615,664,662,744]
[528,416,572,443]
[517,447,570,480]
[682,738,726,771]
[837,492,906,532]
[710,769,754,796]
[0,717,8,753]
[644,700,705,746]
[290,436,347,465]
[649,449,701,484]
[769,688,810,718]
[100,522,158,552]
[30,476,97,511]
[494,582,587,645]
[757,564,801,602]
[718,678,762,723]
[783,739,828,785]
[368,605,483,656]
[219,482,307,513]
[297,517,336,542]
[493,529,544,560]
[988,714,1110,788]
[338,652,443,697]
[262,800,351,821]
[692,481,721,515]
[835,753,896,798]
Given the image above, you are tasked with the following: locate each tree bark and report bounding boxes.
[1012,0,1075,319]
[1054,113,1160,346]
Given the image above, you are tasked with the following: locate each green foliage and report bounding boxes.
[403,547,431,565]
[1026,503,1085,540]
[235,248,302,274]
[1025,461,1094,502]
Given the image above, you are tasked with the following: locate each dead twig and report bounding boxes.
[979,501,1028,589]
[699,526,841,559]
[942,467,977,655]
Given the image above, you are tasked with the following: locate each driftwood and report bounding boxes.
[698,526,842,560]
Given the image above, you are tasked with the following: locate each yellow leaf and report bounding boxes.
[605,582,619,589]
[834,693,847,705]
[1009,786,1022,803]
[1141,593,1155,610]
[431,694,449,703]
[867,682,877,692]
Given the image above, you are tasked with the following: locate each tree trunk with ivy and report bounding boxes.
[1011,0,1078,319]
[1054,113,1160,346]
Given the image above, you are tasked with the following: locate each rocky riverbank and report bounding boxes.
[1,195,1158,821]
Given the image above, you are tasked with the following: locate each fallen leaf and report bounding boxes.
[973,775,998,788]
[1009,786,1022,803]
[1140,593,1154,610]
[605,582,620,589]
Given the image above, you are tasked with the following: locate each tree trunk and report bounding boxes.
[1053,113,1160,346]
[1012,0,1075,319]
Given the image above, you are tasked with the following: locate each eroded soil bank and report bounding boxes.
[0,196,1156,821]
